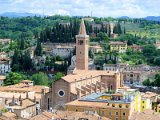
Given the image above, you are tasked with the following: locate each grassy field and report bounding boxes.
[121,22,160,39]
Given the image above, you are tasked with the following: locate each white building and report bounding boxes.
[52,45,75,58]
[0,59,11,75]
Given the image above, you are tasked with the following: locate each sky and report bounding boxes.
[0,0,160,18]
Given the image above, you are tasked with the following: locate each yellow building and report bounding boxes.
[110,41,127,53]
[65,88,141,120]
[140,92,157,112]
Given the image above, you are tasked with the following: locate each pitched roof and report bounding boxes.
[9,98,35,110]
[62,70,118,83]
[110,41,127,45]
[0,75,6,80]
[31,111,110,120]
[3,112,16,120]
[130,109,160,120]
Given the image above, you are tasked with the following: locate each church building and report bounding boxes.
[51,19,122,108]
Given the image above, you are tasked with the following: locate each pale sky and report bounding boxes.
[0,0,160,18]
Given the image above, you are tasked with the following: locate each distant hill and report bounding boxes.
[119,16,130,19]
[118,16,160,21]
[0,12,42,17]
[144,16,160,21]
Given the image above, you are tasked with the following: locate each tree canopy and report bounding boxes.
[4,72,27,86]
[31,72,48,86]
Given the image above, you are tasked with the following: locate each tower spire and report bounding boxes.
[76,19,89,70]
[79,19,87,35]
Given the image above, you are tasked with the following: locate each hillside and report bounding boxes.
[121,22,160,39]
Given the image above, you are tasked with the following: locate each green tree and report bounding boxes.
[154,57,160,66]
[35,39,42,56]
[143,45,156,57]
[4,72,27,86]
[123,27,126,34]
[89,49,94,59]
[97,32,109,43]
[53,72,65,82]
[154,74,160,87]
[142,79,151,86]
[19,37,25,50]
[23,51,33,70]
[49,72,65,86]
[113,22,122,34]
[31,72,48,86]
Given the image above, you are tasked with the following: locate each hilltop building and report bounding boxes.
[109,41,127,53]
[128,44,144,52]
[0,58,10,75]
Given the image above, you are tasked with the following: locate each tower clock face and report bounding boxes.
[58,89,65,97]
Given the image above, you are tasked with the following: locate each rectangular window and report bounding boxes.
[116,112,118,116]
[78,40,83,45]
[130,74,133,77]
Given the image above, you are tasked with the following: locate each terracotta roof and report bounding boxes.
[0,76,6,80]
[110,41,127,45]
[90,45,102,49]
[65,100,109,108]
[20,80,33,83]
[0,91,41,100]
[31,111,110,120]
[0,84,49,93]
[130,109,160,120]
[21,99,35,107]
[112,93,123,96]
[62,70,118,83]
[2,112,16,118]
[141,92,157,99]
[9,98,35,110]
[0,103,4,110]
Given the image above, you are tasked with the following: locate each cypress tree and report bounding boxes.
[35,39,42,56]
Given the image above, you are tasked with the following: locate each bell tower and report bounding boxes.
[76,19,89,70]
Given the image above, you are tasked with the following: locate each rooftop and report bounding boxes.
[110,41,127,45]
[0,75,6,80]
[31,111,110,120]
[9,98,35,110]
[130,109,160,120]
[20,80,33,83]
[79,92,135,103]
[1,84,49,93]
[62,70,118,83]
[141,92,157,99]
